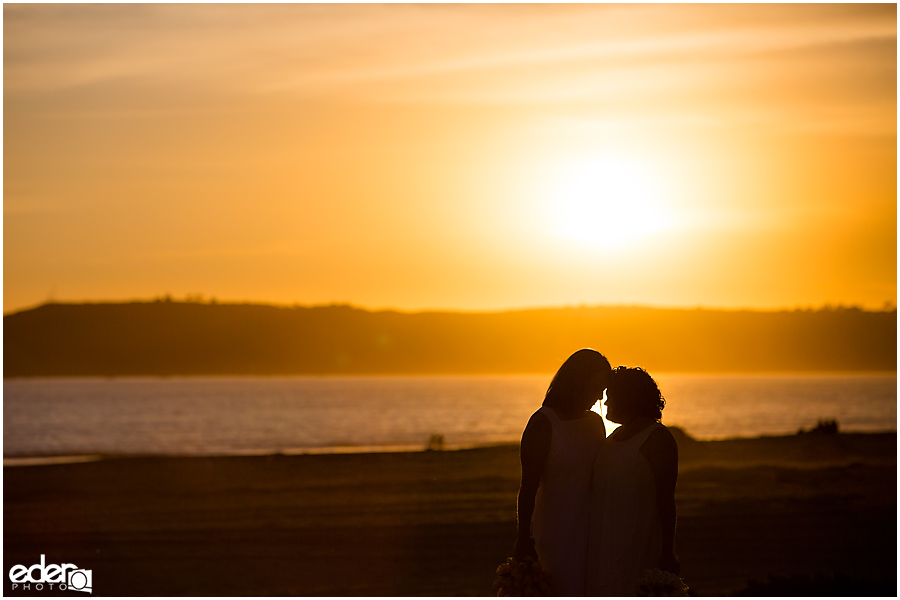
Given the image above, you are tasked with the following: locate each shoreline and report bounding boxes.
[5,429,896,467]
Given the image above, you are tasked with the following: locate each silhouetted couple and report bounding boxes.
[513,348,679,596]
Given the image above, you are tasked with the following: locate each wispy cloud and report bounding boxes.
[6,5,893,94]
[5,4,893,136]
[133,241,306,263]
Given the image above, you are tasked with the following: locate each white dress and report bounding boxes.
[532,406,605,596]
[585,422,664,596]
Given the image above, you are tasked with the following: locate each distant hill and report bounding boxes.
[3,301,896,376]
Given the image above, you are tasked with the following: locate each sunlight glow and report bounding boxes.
[545,157,677,250]
[591,393,620,437]
[3,4,894,313]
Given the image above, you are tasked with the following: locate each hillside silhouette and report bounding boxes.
[4,301,896,376]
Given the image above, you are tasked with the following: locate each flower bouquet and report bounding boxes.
[637,568,689,596]
[492,556,551,596]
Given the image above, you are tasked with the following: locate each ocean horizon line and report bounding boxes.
[4,297,897,318]
[4,370,897,381]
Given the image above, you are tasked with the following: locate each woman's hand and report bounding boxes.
[659,550,680,575]
[512,536,537,561]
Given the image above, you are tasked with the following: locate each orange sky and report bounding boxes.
[4,4,896,314]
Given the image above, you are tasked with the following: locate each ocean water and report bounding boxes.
[3,373,896,460]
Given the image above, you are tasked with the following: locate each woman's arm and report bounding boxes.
[642,426,680,574]
[513,410,551,560]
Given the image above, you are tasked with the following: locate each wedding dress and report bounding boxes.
[531,406,604,596]
[585,422,664,596]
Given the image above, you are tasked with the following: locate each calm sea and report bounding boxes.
[3,373,896,461]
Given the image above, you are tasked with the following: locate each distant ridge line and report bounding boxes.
[5,298,895,317]
[4,301,896,376]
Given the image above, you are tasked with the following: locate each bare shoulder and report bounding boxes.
[641,424,678,484]
[524,409,551,433]
[643,424,678,456]
[521,410,551,446]
[520,409,552,466]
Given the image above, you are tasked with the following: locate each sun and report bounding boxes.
[545,156,676,250]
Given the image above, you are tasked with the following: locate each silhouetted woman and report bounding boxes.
[513,348,610,595]
[585,366,679,596]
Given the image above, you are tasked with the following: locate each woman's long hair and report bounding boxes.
[543,349,611,413]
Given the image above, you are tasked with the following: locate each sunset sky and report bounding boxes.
[4,3,896,314]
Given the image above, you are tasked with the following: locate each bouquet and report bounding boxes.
[637,568,689,596]
[492,556,551,596]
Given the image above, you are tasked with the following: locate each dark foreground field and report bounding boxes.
[4,432,896,596]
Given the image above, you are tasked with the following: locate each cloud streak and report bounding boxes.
[6,5,893,93]
[5,4,892,138]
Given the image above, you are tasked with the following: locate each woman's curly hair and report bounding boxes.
[608,366,665,420]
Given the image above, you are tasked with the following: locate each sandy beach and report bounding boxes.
[4,431,896,596]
